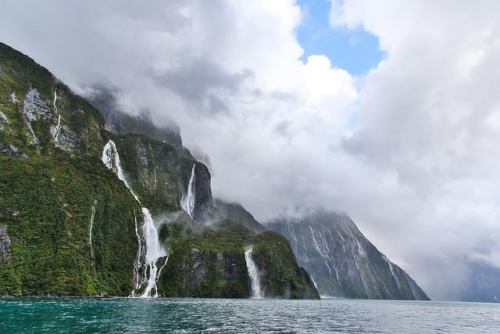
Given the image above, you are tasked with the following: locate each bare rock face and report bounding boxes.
[191,163,215,222]
[21,88,49,144]
[0,225,12,264]
[268,209,430,300]
[18,88,78,151]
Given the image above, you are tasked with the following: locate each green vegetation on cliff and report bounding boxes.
[0,41,319,299]
[0,155,139,295]
[0,42,141,295]
[156,219,319,299]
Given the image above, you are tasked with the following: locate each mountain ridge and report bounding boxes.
[267,208,430,300]
[0,41,318,299]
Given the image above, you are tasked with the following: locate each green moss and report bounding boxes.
[0,155,139,296]
[158,239,251,298]
[156,222,318,299]
[109,134,189,214]
[252,232,320,299]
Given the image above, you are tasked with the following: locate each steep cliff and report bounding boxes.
[0,42,318,299]
[268,209,429,300]
[0,42,140,295]
[157,218,318,298]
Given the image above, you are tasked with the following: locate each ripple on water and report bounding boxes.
[1,298,500,333]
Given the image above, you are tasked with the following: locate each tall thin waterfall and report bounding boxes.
[101,140,139,201]
[88,201,96,265]
[181,164,196,218]
[101,140,166,297]
[244,246,263,299]
[50,89,62,143]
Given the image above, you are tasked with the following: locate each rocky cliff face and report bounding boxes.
[268,209,429,300]
[0,42,318,299]
[0,225,11,264]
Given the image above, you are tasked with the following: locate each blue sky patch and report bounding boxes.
[296,0,384,76]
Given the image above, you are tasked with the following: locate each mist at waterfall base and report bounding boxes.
[245,246,263,299]
[101,140,167,298]
[2,298,500,334]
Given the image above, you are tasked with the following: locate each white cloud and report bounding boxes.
[2,0,500,299]
[331,0,500,298]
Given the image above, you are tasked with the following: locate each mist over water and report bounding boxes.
[1,298,499,334]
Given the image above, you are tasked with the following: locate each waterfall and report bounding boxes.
[309,226,334,277]
[140,208,167,298]
[181,164,196,218]
[101,140,166,298]
[50,89,62,143]
[244,246,263,299]
[101,140,139,202]
[88,201,96,265]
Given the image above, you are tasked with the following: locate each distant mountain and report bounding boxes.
[454,260,500,303]
[267,209,430,300]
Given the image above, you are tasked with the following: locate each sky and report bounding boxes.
[296,0,384,75]
[1,0,500,300]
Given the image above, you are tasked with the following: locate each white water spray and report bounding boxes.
[140,208,167,298]
[244,246,263,299]
[101,140,139,201]
[101,140,166,297]
[181,164,196,218]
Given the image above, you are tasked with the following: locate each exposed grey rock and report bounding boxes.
[10,92,18,103]
[49,91,78,152]
[53,125,78,151]
[21,88,50,144]
[22,88,50,121]
[0,225,12,264]
[190,162,215,222]
[0,144,27,158]
[267,209,429,300]
[0,111,8,123]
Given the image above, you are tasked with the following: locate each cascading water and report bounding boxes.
[181,164,196,218]
[244,246,263,299]
[50,89,62,143]
[88,201,96,265]
[101,140,139,201]
[101,140,166,298]
[140,208,167,298]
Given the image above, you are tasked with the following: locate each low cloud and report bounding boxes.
[2,0,500,299]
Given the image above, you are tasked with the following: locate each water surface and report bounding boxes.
[1,297,499,333]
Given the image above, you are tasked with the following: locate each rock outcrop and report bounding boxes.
[0,225,11,264]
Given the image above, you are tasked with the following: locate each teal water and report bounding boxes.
[1,298,500,333]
